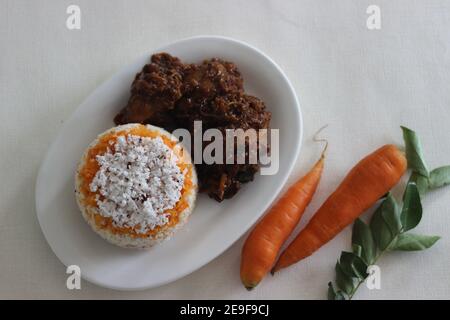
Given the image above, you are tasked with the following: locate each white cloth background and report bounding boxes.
[1,0,449,299]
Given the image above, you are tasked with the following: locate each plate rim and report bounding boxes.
[35,35,303,291]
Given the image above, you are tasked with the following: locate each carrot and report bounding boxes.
[240,135,327,290]
[272,144,407,273]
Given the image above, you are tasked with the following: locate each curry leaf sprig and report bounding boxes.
[328,126,450,300]
[402,126,450,195]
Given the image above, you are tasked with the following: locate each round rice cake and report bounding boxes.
[75,123,197,248]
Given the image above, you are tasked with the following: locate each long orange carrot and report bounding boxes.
[240,144,326,290]
[272,144,407,273]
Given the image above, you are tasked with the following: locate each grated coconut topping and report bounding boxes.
[89,134,184,234]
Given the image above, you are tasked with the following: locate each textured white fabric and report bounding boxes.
[1,0,449,299]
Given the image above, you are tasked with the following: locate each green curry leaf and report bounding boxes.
[401,183,422,231]
[352,219,376,265]
[401,126,430,177]
[390,233,440,251]
[429,166,450,190]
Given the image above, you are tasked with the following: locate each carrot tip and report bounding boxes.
[242,279,258,291]
[270,266,278,275]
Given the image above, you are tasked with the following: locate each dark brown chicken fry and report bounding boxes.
[114,53,271,201]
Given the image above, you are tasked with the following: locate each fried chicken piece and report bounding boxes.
[209,93,271,130]
[182,58,243,98]
[174,59,244,128]
[194,93,271,201]
[114,53,185,126]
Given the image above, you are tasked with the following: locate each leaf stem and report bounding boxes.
[347,279,364,300]
[347,234,399,300]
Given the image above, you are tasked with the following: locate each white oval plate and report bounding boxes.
[36,36,302,290]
